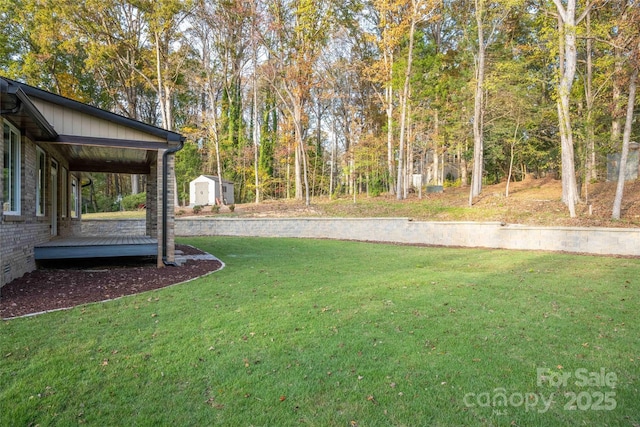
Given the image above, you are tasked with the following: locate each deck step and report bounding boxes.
[34,236,158,260]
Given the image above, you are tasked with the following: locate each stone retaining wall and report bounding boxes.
[82,218,640,256]
[81,219,149,236]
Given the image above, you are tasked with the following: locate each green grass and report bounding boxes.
[1,237,639,426]
[82,210,146,219]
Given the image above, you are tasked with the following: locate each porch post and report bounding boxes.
[164,151,176,264]
[155,150,164,267]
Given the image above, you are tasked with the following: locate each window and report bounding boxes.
[36,147,46,216]
[71,176,79,218]
[61,167,68,218]
[3,122,21,215]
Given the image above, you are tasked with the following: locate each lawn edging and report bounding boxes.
[82,218,640,256]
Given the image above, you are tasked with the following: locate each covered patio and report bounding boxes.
[1,77,185,287]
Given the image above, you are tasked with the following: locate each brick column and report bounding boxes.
[155,151,164,267]
[152,149,177,267]
[165,152,176,264]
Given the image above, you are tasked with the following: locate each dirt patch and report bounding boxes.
[1,245,222,319]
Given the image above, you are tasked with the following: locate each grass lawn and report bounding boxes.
[82,210,146,219]
[1,237,639,426]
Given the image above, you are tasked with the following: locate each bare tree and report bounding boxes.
[552,0,596,217]
[468,0,512,205]
[612,41,640,219]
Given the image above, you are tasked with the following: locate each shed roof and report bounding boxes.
[199,175,235,185]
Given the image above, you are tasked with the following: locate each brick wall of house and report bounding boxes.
[0,121,3,285]
[1,129,78,287]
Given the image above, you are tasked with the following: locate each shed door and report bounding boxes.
[195,182,209,205]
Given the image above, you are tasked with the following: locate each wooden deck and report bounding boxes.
[34,236,158,260]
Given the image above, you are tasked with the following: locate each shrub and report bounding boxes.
[228,204,235,212]
[122,192,147,210]
[94,193,117,212]
[211,205,220,214]
[443,178,461,188]
[192,205,203,214]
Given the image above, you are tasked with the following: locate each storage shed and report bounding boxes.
[607,142,639,181]
[189,175,235,206]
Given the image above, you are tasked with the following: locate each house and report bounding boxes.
[1,77,184,287]
[189,175,235,206]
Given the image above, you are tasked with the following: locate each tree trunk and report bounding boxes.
[505,122,519,198]
[553,0,579,217]
[293,102,303,201]
[406,103,414,198]
[301,135,310,206]
[611,45,624,148]
[131,175,139,194]
[155,31,168,131]
[208,86,225,206]
[460,138,468,187]
[612,67,638,219]
[469,0,486,205]
[286,137,291,199]
[330,102,337,199]
[584,10,596,184]
[386,83,395,195]
[396,7,418,199]
[432,109,439,185]
[253,74,260,204]
[432,149,439,185]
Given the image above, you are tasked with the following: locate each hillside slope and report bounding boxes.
[180,177,640,228]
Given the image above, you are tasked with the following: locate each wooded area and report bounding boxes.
[1,0,638,217]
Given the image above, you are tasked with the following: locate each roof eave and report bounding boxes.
[10,86,59,139]
[3,77,183,144]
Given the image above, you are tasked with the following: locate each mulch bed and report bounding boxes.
[0,245,222,319]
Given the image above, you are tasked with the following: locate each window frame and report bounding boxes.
[36,146,46,217]
[2,121,21,216]
[71,175,79,219]
[61,166,68,218]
